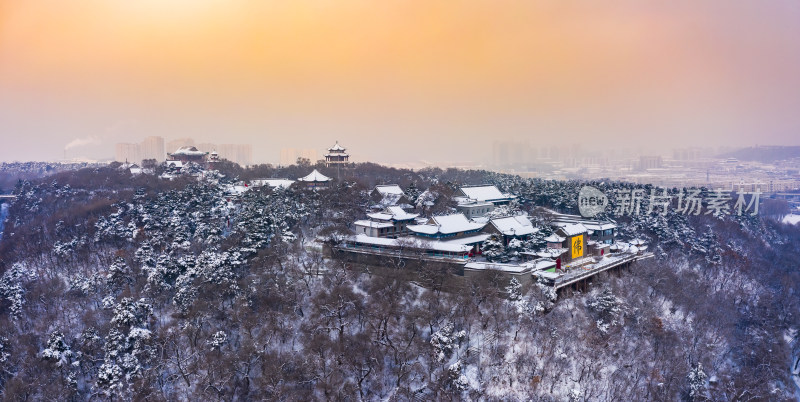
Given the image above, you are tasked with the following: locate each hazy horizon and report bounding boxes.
[2,1,800,164]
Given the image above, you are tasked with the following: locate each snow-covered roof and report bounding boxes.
[464,262,533,274]
[408,214,484,235]
[351,234,395,246]
[354,220,394,229]
[548,213,617,232]
[367,212,392,221]
[166,160,184,168]
[431,214,484,232]
[407,224,439,235]
[416,190,437,207]
[374,184,404,196]
[348,235,471,253]
[536,248,567,258]
[458,185,514,203]
[328,142,346,151]
[544,234,566,243]
[582,222,617,231]
[367,206,419,221]
[783,214,800,225]
[224,184,250,196]
[471,216,491,224]
[536,271,561,280]
[251,178,295,188]
[532,259,557,270]
[555,223,588,236]
[170,146,207,156]
[456,198,495,208]
[424,241,472,253]
[465,259,555,274]
[298,169,332,182]
[616,242,647,253]
[441,233,491,245]
[610,242,646,253]
[425,242,473,253]
[387,206,416,218]
[490,215,538,236]
[377,193,404,207]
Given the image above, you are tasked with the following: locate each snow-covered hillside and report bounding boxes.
[0,162,798,400]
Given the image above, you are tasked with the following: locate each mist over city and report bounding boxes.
[3,1,800,164]
[1,1,800,400]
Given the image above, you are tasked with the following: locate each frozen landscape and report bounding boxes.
[1,159,799,400]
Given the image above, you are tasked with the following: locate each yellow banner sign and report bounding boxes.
[571,235,584,259]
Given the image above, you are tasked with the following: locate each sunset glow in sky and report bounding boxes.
[2,0,800,163]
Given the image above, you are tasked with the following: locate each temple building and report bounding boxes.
[370,184,411,207]
[354,206,420,238]
[407,213,489,254]
[297,169,332,189]
[324,141,350,167]
[485,215,538,244]
[455,185,516,218]
[548,213,617,245]
[168,146,208,163]
[553,223,589,264]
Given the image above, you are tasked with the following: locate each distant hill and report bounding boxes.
[718,146,800,163]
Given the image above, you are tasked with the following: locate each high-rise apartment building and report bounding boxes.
[115,143,141,163]
[140,136,165,161]
[196,142,253,166]
[280,148,320,166]
[115,137,252,165]
[222,144,253,166]
[639,155,663,170]
[114,136,166,163]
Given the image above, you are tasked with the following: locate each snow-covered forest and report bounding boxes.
[0,161,799,400]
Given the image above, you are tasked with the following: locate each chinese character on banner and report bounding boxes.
[733,188,761,216]
[704,189,732,216]
[647,187,672,215]
[571,235,584,259]
[676,188,703,215]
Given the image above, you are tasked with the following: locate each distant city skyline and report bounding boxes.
[13,134,800,170]
[2,1,800,164]
[114,136,253,166]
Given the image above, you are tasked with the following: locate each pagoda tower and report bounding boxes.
[324,141,349,167]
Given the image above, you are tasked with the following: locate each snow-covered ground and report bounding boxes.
[783,214,800,225]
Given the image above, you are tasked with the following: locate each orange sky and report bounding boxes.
[2,0,800,163]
